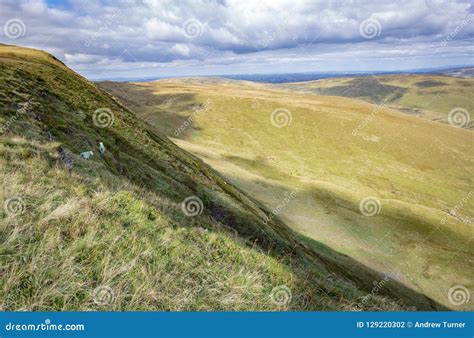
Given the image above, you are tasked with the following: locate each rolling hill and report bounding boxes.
[99,76,473,310]
[276,74,474,128]
[0,44,443,311]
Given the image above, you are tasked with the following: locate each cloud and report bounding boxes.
[145,18,183,41]
[170,43,190,57]
[0,0,472,79]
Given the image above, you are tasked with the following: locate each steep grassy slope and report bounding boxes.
[0,44,436,311]
[100,77,473,310]
[277,74,474,128]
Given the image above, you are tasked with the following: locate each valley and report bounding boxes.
[1,44,440,311]
[100,75,474,310]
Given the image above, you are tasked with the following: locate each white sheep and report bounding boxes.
[80,150,94,160]
[98,142,106,154]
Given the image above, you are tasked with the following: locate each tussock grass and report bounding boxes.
[99,75,473,310]
[0,44,414,311]
[0,136,392,311]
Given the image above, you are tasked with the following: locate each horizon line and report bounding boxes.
[90,64,474,82]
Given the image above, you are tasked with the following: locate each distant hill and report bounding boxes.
[220,66,474,83]
[276,74,473,128]
[438,67,474,78]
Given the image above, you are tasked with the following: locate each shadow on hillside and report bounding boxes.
[97,126,448,311]
[37,78,448,311]
[1,46,452,311]
[317,77,408,103]
[98,82,203,140]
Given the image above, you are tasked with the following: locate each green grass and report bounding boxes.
[99,76,473,310]
[0,150,321,310]
[0,44,432,311]
[277,74,474,128]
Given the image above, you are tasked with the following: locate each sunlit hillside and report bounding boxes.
[2,44,440,311]
[100,77,474,310]
[277,74,474,128]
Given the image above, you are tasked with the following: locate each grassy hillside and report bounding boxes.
[439,67,474,78]
[277,74,474,128]
[100,77,473,310]
[0,44,437,311]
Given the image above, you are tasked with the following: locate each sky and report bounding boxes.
[0,0,473,80]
